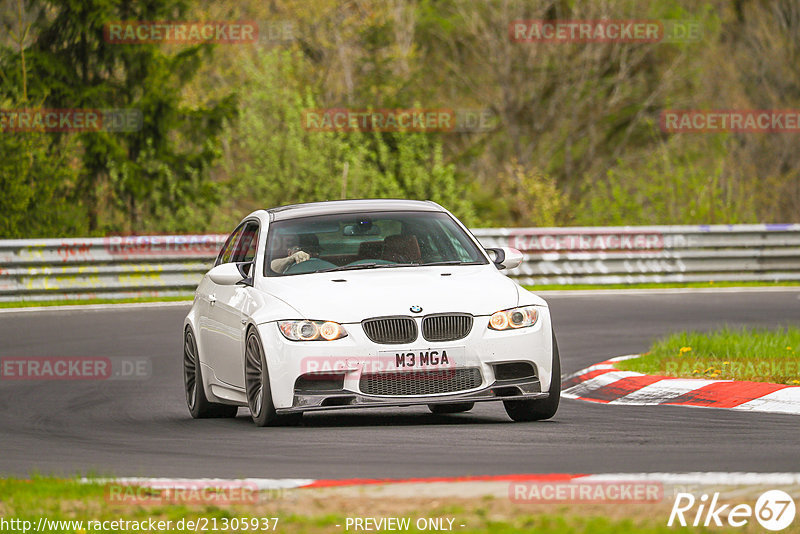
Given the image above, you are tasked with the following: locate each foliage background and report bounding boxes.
[1,0,798,237]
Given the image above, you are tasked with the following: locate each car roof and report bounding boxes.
[266,199,445,221]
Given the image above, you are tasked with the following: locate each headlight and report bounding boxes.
[488,306,539,330]
[278,320,348,341]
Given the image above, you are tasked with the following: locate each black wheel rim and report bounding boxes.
[183,331,198,410]
[245,333,263,418]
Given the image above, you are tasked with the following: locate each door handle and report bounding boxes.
[209,294,217,306]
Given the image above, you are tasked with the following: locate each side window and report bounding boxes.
[233,222,259,263]
[243,227,259,262]
[217,225,245,265]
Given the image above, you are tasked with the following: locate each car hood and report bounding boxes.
[259,265,536,323]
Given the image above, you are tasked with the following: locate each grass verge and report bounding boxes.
[524,281,800,291]
[616,326,800,384]
[0,477,713,534]
[0,295,192,309]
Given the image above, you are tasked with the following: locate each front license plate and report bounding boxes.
[378,347,465,371]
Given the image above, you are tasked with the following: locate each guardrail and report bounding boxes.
[473,224,800,286]
[1,224,799,302]
[0,235,227,302]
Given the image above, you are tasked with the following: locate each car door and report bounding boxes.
[198,224,242,369]
[202,221,260,388]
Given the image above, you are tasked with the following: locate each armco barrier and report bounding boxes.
[1,225,799,301]
[472,224,800,285]
[0,235,227,302]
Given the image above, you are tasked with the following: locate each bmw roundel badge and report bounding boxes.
[410,305,423,313]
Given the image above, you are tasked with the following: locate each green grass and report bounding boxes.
[524,281,800,291]
[616,326,800,384]
[0,477,707,534]
[0,295,192,308]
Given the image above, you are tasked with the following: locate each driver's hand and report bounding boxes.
[292,250,310,264]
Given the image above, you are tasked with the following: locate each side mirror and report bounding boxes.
[485,247,524,270]
[208,263,245,285]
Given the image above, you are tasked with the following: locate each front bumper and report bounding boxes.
[259,308,554,410]
[278,375,546,413]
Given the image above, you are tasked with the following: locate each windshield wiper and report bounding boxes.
[419,260,483,266]
[319,263,382,273]
[320,262,419,273]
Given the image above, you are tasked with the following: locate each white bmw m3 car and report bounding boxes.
[183,199,560,426]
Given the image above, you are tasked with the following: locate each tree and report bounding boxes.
[224,48,475,227]
[1,0,236,235]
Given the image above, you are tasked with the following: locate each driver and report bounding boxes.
[270,234,317,273]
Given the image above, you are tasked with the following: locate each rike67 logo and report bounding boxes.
[669,490,796,531]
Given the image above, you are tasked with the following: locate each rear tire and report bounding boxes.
[428,402,474,414]
[184,328,238,419]
[503,331,561,422]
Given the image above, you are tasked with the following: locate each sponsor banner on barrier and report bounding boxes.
[56,241,93,260]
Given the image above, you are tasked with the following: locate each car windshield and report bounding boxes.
[265,210,488,276]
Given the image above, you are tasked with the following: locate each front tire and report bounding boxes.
[503,331,561,422]
[184,328,238,419]
[245,328,279,427]
[428,402,474,414]
[245,328,304,427]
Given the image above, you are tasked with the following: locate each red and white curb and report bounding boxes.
[88,472,800,491]
[562,356,800,414]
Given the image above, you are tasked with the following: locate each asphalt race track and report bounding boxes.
[1,290,799,479]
